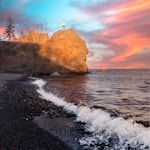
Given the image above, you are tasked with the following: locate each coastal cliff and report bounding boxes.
[0,29,88,75]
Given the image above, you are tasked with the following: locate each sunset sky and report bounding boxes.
[0,0,150,69]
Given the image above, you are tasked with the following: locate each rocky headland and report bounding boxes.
[0,29,88,75]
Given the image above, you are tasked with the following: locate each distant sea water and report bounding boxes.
[32,69,150,150]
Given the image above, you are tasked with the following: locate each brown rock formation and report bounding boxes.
[0,41,52,75]
[40,29,88,73]
[0,29,88,75]
[15,30,49,43]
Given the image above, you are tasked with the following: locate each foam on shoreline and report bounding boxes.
[32,78,150,150]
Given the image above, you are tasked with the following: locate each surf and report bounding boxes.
[32,78,150,150]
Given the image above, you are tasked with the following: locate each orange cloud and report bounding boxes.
[89,0,150,68]
[107,1,150,62]
[110,33,150,62]
[116,0,150,14]
[102,0,150,23]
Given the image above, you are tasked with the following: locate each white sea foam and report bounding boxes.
[32,78,150,150]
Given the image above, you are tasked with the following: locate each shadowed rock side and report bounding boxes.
[40,29,88,73]
[0,29,88,75]
[0,41,53,75]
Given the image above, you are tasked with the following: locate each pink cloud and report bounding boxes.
[0,27,5,35]
[72,0,150,68]
[0,8,50,37]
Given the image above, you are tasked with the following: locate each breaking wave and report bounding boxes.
[32,78,150,150]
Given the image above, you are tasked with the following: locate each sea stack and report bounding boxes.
[40,29,88,74]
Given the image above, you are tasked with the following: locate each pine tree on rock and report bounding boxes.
[3,16,15,41]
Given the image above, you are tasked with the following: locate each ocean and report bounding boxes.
[32,69,150,150]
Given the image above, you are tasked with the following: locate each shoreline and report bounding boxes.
[0,73,84,150]
[0,73,149,149]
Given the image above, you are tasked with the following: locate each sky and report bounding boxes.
[0,0,150,69]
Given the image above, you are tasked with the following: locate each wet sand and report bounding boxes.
[0,73,84,150]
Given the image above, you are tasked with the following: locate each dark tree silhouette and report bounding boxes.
[3,16,15,41]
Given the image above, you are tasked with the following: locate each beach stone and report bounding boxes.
[50,72,62,77]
